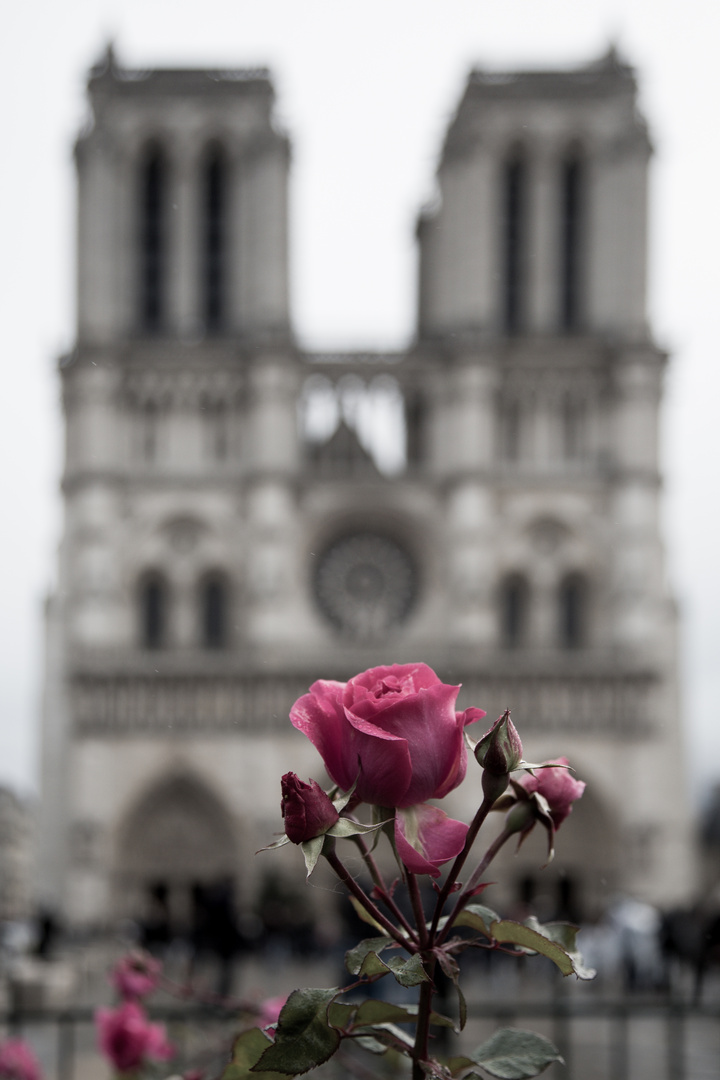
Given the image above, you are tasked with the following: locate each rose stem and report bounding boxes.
[324,847,413,949]
[351,835,417,940]
[428,795,495,938]
[436,827,514,947]
[406,870,429,949]
[412,958,437,1080]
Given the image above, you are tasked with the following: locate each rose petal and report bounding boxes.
[395,804,469,878]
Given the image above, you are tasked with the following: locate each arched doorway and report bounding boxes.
[114,772,238,934]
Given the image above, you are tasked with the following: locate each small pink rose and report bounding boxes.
[290,664,485,808]
[281,773,339,844]
[0,1038,43,1080]
[96,1001,174,1073]
[110,949,162,1000]
[394,804,469,878]
[518,758,586,829]
[257,994,288,1039]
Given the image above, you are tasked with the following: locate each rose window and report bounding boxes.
[313,532,417,640]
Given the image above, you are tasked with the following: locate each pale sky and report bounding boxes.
[1,0,719,805]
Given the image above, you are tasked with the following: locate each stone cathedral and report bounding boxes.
[40,47,696,931]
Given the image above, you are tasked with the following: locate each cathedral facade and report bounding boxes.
[39,47,695,929]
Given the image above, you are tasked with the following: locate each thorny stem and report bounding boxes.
[351,834,417,939]
[437,827,514,947]
[428,795,495,938]
[412,957,437,1080]
[325,847,413,949]
[406,871,429,949]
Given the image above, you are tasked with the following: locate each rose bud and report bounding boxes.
[280,773,339,844]
[517,757,586,829]
[475,710,523,776]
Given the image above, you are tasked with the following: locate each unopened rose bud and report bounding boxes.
[475,711,523,776]
[280,773,340,844]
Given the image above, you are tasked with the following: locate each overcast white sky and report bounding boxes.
[1,0,719,806]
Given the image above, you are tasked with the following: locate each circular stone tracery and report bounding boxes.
[313,532,417,640]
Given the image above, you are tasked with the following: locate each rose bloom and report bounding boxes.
[111,949,162,1000]
[96,1001,173,1073]
[518,757,586,828]
[290,663,485,808]
[0,1038,43,1080]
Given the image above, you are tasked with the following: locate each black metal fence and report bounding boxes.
[2,998,719,1080]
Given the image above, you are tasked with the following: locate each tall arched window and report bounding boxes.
[500,574,529,648]
[559,151,584,331]
[558,573,587,649]
[201,574,229,649]
[139,573,168,649]
[501,151,527,333]
[201,147,228,331]
[138,145,167,331]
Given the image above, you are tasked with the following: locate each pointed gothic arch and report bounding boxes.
[114,771,238,922]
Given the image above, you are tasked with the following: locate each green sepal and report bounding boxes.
[326,817,391,839]
[523,918,596,980]
[256,835,291,854]
[330,773,359,813]
[254,988,341,1075]
[220,1028,287,1080]
[300,835,325,878]
[451,1028,563,1079]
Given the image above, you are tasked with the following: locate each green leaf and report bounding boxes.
[457,980,467,1032]
[448,903,501,937]
[300,835,324,878]
[345,936,393,975]
[384,952,429,986]
[523,918,596,981]
[349,895,387,933]
[220,1029,287,1080]
[255,988,341,1075]
[327,1001,355,1030]
[488,920,574,976]
[468,1028,563,1079]
[354,1035,390,1054]
[354,1000,418,1026]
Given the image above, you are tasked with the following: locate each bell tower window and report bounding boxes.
[138,146,167,332]
[501,152,527,333]
[559,152,584,331]
[140,574,168,649]
[202,148,228,331]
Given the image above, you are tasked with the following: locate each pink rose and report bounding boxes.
[96,1001,173,1073]
[290,664,485,808]
[110,949,162,1000]
[395,804,468,878]
[518,758,586,829]
[281,773,339,843]
[0,1039,43,1080]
